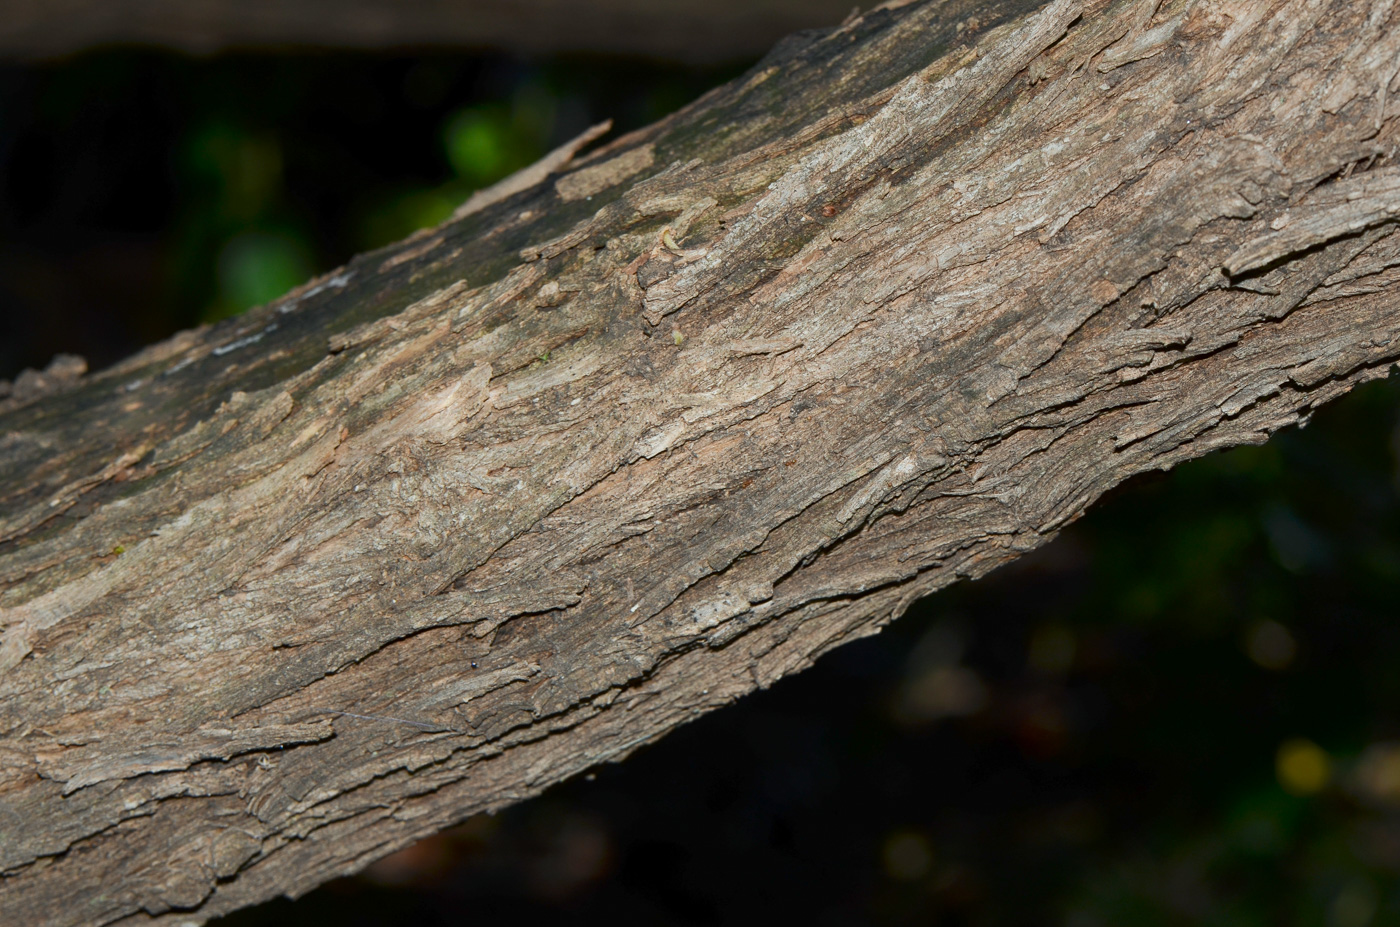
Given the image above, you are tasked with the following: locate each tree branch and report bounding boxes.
[3,0,1400,923]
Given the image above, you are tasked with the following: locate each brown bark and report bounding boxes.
[0,0,858,63]
[4,0,1400,922]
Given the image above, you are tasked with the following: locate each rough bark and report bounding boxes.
[4,0,1400,922]
[0,0,858,63]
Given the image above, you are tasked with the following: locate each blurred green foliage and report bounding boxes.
[0,52,738,377]
[156,61,726,325]
[212,230,314,321]
[177,123,313,320]
[172,79,559,321]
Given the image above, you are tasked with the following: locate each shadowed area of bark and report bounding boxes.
[3,0,1400,923]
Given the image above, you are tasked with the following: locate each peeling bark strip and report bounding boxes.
[3,0,1400,922]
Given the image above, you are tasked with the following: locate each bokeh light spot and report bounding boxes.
[1276,738,1331,796]
[444,108,511,182]
[882,831,932,881]
[1354,742,1400,806]
[1028,623,1077,674]
[1329,878,1378,927]
[1244,619,1297,670]
[211,230,313,320]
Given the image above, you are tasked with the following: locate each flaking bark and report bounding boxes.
[5,0,1400,922]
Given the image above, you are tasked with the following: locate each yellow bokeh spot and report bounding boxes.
[1276,738,1330,796]
[1356,742,1400,806]
[882,831,933,881]
[1028,623,1076,674]
[1244,619,1296,670]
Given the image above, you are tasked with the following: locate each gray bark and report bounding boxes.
[4,0,1400,923]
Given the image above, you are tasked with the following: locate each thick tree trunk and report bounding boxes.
[4,0,1400,923]
[0,0,858,63]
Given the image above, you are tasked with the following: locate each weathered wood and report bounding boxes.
[4,0,1400,922]
[0,0,857,63]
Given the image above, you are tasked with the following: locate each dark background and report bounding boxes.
[3,37,1400,927]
